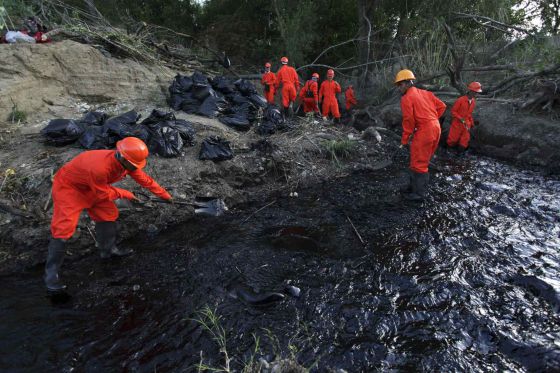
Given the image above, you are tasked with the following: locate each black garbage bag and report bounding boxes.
[229,93,252,106]
[249,93,268,108]
[235,79,257,95]
[170,119,196,146]
[192,85,217,101]
[104,110,140,128]
[80,111,107,126]
[140,109,176,126]
[181,96,203,114]
[147,123,185,157]
[79,126,113,149]
[219,115,251,131]
[257,104,285,135]
[199,136,233,161]
[102,110,147,144]
[41,119,85,146]
[198,96,229,118]
[191,71,209,88]
[169,74,193,94]
[211,76,235,94]
[168,94,188,111]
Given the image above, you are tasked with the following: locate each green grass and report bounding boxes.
[8,103,26,123]
[322,139,356,165]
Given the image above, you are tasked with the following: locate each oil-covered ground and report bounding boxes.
[1,152,559,372]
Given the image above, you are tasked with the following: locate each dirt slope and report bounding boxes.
[0,40,174,125]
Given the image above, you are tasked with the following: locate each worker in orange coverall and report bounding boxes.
[345,85,358,111]
[261,62,277,104]
[45,137,172,292]
[447,81,482,154]
[275,56,300,117]
[319,69,342,123]
[395,69,446,201]
[299,72,320,115]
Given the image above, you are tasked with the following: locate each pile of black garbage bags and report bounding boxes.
[41,109,196,158]
[168,71,287,135]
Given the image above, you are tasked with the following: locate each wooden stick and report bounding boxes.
[346,215,365,245]
[242,200,276,223]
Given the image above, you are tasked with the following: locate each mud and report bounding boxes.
[1,153,558,372]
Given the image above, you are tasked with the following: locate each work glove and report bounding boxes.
[116,188,136,201]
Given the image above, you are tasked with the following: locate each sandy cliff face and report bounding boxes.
[0,40,174,124]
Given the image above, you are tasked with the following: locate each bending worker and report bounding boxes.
[395,69,446,201]
[319,69,342,123]
[261,62,277,104]
[447,81,482,154]
[275,56,300,117]
[45,137,172,292]
[345,85,358,111]
[299,72,320,116]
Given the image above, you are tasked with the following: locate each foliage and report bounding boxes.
[323,139,356,166]
[8,102,26,123]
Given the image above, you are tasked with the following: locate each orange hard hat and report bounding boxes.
[394,69,416,84]
[281,56,288,63]
[467,81,482,93]
[116,137,149,169]
[265,62,271,68]
[312,72,319,78]
[327,69,335,77]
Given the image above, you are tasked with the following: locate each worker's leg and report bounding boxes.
[46,179,86,291]
[405,125,440,201]
[265,89,275,104]
[88,200,132,258]
[459,127,471,149]
[303,98,314,113]
[446,121,462,148]
[332,101,341,124]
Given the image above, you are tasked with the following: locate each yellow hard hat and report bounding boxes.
[394,69,416,84]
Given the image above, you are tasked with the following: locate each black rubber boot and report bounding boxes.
[457,145,467,157]
[44,238,67,292]
[95,221,133,259]
[287,103,294,119]
[334,117,341,125]
[399,171,413,194]
[403,172,430,201]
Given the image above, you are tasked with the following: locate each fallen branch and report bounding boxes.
[346,215,365,245]
[242,200,276,223]
[296,56,411,74]
[484,63,560,97]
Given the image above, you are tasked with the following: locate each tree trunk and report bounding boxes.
[356,0,378,97]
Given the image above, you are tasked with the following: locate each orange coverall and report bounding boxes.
[319,80,341,118]
[275,65,300,108]
[299,80,319,113]
[447,95,476,148]
[51,150,171,239]
[261,71,277,104]
[345,87,357,111]
[400,87,446,173]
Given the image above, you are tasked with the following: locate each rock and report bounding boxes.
[361,127,382,142]
[470,101,560,170]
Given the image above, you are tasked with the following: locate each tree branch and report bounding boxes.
[453,12,535,36]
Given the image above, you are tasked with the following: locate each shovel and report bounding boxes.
[136,195,228,217]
